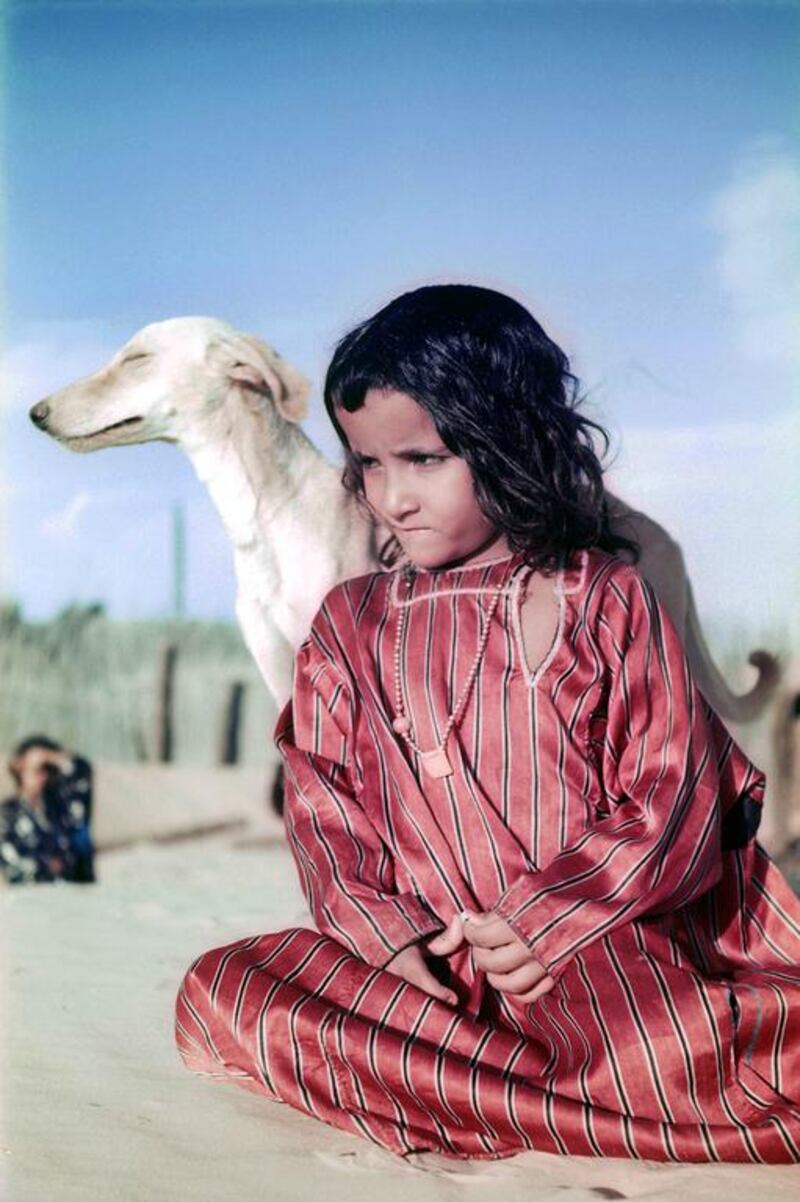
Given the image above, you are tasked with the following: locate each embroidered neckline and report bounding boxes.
[390,552,527,609]
[390,548,588,606]
[389,549,590,688]
[397,549,524,577]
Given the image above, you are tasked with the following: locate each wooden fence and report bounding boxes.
[1,601,798,854]
[0,604,276,769]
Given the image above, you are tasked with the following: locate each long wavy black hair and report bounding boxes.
[324,283,638,573]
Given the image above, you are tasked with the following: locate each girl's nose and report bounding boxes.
[380,472,420,522]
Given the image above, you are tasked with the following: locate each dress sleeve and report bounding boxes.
[493,564,762,979]
[274,610,443,968]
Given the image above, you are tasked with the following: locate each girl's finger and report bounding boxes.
[485,960,548,994]
[460,911,514,949]
[387,944,459,1006]
[425,913,465,957]
[471,940,529,974]
[509,975,556,1005]
[411,966,458,1006]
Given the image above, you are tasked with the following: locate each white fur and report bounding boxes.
[31,316,778,722]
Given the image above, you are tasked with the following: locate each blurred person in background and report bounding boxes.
[1,735,96,885]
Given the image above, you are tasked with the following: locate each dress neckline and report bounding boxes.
[391,547,590,605]
[399,549,526,578]
[391,549,529,611]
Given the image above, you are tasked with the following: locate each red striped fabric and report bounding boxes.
[176,549,800,1162]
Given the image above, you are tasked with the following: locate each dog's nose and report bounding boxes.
[29,400,50,427]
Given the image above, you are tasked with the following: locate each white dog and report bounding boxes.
[30,317,778,726]
[31,318,377,707]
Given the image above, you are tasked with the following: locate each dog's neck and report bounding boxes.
[177,401,375,637]
[180,407,332,543]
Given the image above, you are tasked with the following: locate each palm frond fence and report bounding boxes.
[0,602,276,769]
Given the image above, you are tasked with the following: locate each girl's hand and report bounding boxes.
[458,909,555,1004]
[384,917,463,1006]
[44,750,75,777]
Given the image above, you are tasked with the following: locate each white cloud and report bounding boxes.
[38,484,146,544]
[40,491,94,541]
[709,140,800,366]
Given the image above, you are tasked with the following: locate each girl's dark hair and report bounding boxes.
[7,734,63,786]
[324,283,638,572]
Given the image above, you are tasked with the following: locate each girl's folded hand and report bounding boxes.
[454,909,555,1004]
[386,911,554,1008]
[384,924,460,1006]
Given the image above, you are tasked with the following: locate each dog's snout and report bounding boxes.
[29,400,50,427]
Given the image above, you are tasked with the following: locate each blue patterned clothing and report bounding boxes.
[0,754,96,884]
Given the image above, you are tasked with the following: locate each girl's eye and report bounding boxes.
[410,453,446,466]
[356,456,379,470]
[121,352,149,366]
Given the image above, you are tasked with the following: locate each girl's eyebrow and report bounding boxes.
[354,444,449,459]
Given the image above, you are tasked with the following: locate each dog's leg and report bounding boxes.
[234,593,296,816]
[234,592,296,707]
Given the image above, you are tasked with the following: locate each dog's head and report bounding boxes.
[29,317,311,452]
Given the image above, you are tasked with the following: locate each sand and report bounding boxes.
[2,763,799,1201]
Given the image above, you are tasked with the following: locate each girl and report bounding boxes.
[176,285,800,1163]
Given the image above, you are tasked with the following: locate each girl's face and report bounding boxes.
[337,388,510,571]
[13,747,55,803]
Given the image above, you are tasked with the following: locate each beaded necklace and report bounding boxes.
[390,559,516,779]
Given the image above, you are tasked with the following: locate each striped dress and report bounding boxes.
[175,548,800,1162]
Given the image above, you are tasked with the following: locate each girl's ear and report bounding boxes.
[8,757,21,787]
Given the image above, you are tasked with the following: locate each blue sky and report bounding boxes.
[3,1,798,647]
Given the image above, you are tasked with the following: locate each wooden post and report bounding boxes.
[172,502,186,619]
[219,680,246,766]
[154,641,178,762]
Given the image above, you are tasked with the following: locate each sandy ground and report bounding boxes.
[2,764,799,1201]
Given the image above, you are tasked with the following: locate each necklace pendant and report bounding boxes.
[420,747,452,778]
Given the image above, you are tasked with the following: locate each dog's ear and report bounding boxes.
[227,335,310,424]
[272,359,310,424]
[228,362,267,392]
